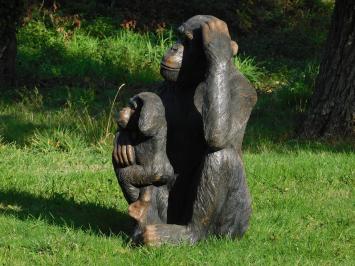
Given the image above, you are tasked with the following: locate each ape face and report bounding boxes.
[160,17,209,85]
[160,15,239,86]
[116,97,142,133]
[160,34,206,84]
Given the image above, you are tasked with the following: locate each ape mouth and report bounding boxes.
[160,63,181,71]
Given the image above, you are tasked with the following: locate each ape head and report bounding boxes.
[160,15,238,85]
[117,92,166,137]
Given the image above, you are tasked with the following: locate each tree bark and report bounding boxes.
[0,0,25,87]
[0,30,17,87]
[301,0,355,138]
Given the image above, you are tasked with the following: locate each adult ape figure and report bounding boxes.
[113,15,257,245]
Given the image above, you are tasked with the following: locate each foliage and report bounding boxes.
[37,0,334,35]
[16,17,267,88]
[16,18,174,85]
[4,2,340,151]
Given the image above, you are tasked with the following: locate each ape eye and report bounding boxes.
[185,31,193,40]
[129,98,138,109]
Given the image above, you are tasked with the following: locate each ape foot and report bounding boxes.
[143,224,193,246]
[143,225,161,246]
[128,200,150,223]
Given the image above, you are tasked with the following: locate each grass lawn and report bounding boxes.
[0,15,354,265]
[0,136,353,265]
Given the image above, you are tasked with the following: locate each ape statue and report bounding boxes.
[113,15,257,246]
[113,92,175,240]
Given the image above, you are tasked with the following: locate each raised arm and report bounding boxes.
[201,18,236,151]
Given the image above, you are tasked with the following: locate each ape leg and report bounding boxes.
[112,156,139,203]
[129,185,168,224]
[131,185,169,244]
[143,149,247,245]
[128,187,152,223]
[213,154,251,238]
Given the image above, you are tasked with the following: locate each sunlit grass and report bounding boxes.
[17,20,265,87]
[0,140,353,264]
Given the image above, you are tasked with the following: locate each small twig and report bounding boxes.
[105,83,125,137]
[38,0,45,12]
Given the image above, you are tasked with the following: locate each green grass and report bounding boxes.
[17,19,265,88]
[1,14,354,265]
[17,20,171,85]
[0,136,353,264]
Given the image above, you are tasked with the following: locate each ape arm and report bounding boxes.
[118,165,171,187]
[201,19,234,151]
[202,64,233,151]
[118,165,157,186]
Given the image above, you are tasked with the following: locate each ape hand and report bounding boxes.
[202,18,233,65]
[113,131,136,167]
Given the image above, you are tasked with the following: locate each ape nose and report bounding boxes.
[171,41,183,52]
[171,44,179,52]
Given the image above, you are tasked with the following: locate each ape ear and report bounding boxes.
[134,92,166,137]
[231,41,238,56]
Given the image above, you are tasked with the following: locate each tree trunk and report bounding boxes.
[0,30,17,87]
[301,0,355,138]
[0,0,25,88]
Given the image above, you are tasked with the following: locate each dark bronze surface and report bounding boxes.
[112,15,257,246]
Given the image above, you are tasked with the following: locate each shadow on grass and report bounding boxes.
[0,115,49,146]
[0,189,134,240]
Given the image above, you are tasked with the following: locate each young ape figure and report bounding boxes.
[112,92,174,238]
[113,15,257,246]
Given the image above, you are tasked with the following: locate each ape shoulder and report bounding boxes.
[231,68,257,108]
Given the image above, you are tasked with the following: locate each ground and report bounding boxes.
[0,138,353,264]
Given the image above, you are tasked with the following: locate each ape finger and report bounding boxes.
[202,23,212,45]
[117,144,124,167]
[127,144,136,165]
[114,133,124,166]
[207,19,217,32]
[215,19,230,37]
[113,145,119,165]
[121,144,130,166]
